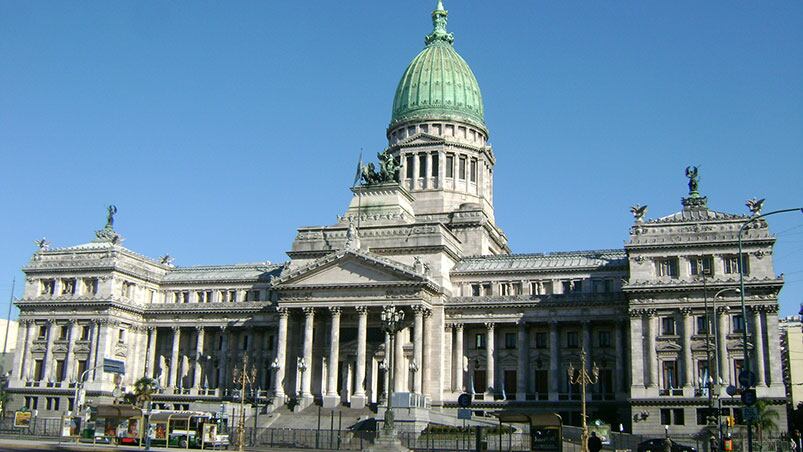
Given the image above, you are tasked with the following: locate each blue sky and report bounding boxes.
[1,1,801,316]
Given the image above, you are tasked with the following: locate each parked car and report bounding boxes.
[637,438,697,452]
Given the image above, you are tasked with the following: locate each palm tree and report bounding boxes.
[754,400,780,442]
[133,377,157,409]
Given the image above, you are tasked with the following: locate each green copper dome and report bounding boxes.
[390,1,486,134]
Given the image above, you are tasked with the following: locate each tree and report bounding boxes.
[132,377,157,409]
[754,400,780,441]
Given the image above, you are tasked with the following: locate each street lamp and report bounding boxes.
[369,305,406,451]
[296,357,307,400]
[270,358,281,400]
[232,355,256,452]
[737,207,802,452]
[567,349,599,452]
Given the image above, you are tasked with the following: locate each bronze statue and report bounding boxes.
[685,166,699,194]
[106,205,118,228]
[630,204,648,223]
[360,151,400,185]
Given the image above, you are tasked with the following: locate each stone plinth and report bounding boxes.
[343,183,416,226]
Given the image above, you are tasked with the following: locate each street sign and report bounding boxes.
[743,406,758,424]
[102,358,125,375]
[741,388,757,406]
[738,370,756,388]
[457,408,472,420]
[457,393,472,408]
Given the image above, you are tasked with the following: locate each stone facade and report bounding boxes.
[7,0,788,438]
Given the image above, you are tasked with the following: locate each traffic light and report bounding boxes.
[725,416,736,428]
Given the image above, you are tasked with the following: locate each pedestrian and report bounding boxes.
[792,430,802,452]
[588,431,603,452]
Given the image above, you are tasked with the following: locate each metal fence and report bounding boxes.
[0,416,62,438]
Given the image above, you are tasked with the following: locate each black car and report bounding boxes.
[637,438,697,452]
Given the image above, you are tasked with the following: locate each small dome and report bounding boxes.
[390,1,486,134]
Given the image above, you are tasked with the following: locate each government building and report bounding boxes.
[9,1,788,438]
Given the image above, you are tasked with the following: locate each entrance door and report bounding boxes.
[504,370,517,398]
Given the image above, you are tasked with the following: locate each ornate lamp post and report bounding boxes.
[232,355,256,452]
[737,207,802,452]
[368,305,408,451]
[567,349,599,452]
[296,357,307,400]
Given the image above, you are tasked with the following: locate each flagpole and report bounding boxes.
[2,278,15,365]
[354,149,363,232]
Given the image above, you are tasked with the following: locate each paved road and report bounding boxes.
[0,438,342,452]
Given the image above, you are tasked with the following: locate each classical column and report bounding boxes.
[169,326,181,388]
[516,320,528,401]
[615,321,625,393]
[42,321,56,382]
[764,308,783,387]
[443,323,453,393]
[394,326,405,392]
[219,327,229,389]
[89,320,103,382]
[717,308,728,384]
[753,308,766,386]
[273,308,288,399]
[194,326,205,388]
[629,313,644,388]
[64,320,77,382]
[485,322,495,396]
[323,307,341,408]
[422,309,433,398]
[301,307,315,399]
[352,306,368,408]
[425,153,432,188]
[145,327,157,379]
[412,152,420,188]
[682,309,694,388]
[13,320,31,381]
[454,324,464,393]
[413,307,424,394]
[549,321,559,399]
[648,314,658,387]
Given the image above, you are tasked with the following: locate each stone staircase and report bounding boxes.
[261,404,377,431]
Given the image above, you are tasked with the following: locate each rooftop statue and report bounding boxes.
[34,238,51,251]
[106,205,118,229]
[746,198,765,216]
[630,204,648,223]
[685,166,699,196]
[360,151,400,185]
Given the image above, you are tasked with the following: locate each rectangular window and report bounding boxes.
[697,408,709,425]
[661,317,676,335]
[535,332,547,349]
[80,326,90,341]
[84,278,99,295]
[38,325,47,339]
[55,360,65,381]
[77,360,87,379]
[118,328,126,344]
[656,257,679,278]
[470,159,477,182]
[690,256,714,276]
[405,155,414,179]
[431,153,439,176]
[475,333,486,350]
[662,360,679,389]
[566,331,579,348]
[61,279,76,295]
[58,326,68,340]
[500,283,510,296]
[562,281,572,294]
[182,292,189,304]
[732,315,745,333]
[418,154,427,177]
[698,360,711,385]
[673,408,685,425]
[660,408,671,425]
[41,279,55,295]
[697,316,709,334]
[229,290,237,303]
[535,369,549,396]
[598,331,611,348]
[459,157,466,179]
[724,254,750,275]
[504,333,516,349]
[482,284,492,296]
[471,284,481,297]
[34,359,44,381]
[68,398,74,411]
[446,155,454,178]
[474,370,487,393]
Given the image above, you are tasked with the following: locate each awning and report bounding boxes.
[95,404,142,418]
[491,411,562,426]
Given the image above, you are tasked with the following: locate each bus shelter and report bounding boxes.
[492,411,563,452]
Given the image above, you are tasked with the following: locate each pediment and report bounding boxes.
[656,340,682,352]
[274,249,428,289]
[396,133,446,147]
